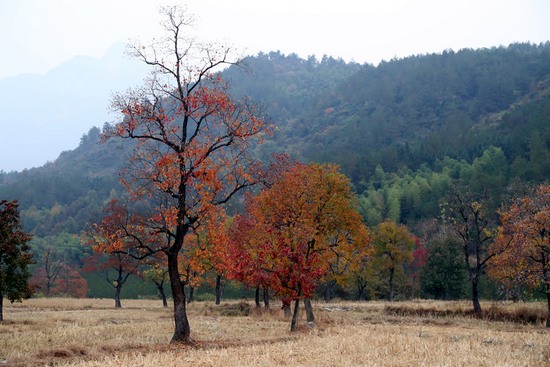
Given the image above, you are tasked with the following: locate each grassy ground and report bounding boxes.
[1,298,549,366]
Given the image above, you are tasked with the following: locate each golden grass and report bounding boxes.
[1,298,549,366]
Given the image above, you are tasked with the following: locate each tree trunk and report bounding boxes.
[282,299,291,317]
[0,291,3,322]
[215,274,222,305]
[263,287,270,310]
[546,286,550,328]
[157,282,168,308]
[304,298,315,325]
[187,286,194,304]
[324,280,335,302]
[255,287,261,309]
[357,283,367,301]
[115,283,122,308]
[472,276,482,318]
[290,298,300,332]
[389,267,395,302]
[168,251,191,343]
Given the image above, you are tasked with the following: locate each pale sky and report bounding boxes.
[1,0,550,171]
[2,0,550,79]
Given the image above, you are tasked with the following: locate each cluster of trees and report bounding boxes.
[3,6,550,343]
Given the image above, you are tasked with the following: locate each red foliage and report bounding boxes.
[228,162,371,302]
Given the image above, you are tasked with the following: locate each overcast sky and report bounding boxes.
[1,0,550,170]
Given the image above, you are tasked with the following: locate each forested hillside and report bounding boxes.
[1,42,550,299]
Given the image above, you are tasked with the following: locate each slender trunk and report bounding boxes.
[324,282,334,302]
[255,287,261,309]
[282,300,291,317]
[0,291,3,322]
[168,251,191,343]
[290,298,300,332]
[187,286,194,304]
[472,276,482,317]
[157,282,168,308]
[304,298,315,325]
[215,274,222,305]
[546,286,550,328]
[263,287,270,310]
[389,267,395,302]
[115,284,122,308]
[357,283,367,301]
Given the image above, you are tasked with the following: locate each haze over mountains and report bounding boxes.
[0,43,148,172]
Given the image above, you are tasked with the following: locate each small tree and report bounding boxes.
[142,259,169,307]
[0,200,34,321]
[444,186,498,317]
[489,183,550,326]
[31,243,63,297]
[84,251,140,308]
[420,236,467,300]
[372,219,416,302]
[54,264,88,298]
[84,200,147,308]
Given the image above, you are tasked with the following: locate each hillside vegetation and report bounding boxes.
[1,42,550,299]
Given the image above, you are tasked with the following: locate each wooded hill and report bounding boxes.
[1,42,549,297]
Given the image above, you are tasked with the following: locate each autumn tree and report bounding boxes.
[31,243,64,297]
[226,154,296,310]
[84,200,150,308]
[231,162,371,331]
[227,214,273,309]
[84,251,141,308]
[372,219,416,302]
[0,200,34,321]
[54,264,88,298]
[101,7,269,342]
[142,259,169,307]
[488,183,550,326]
[444,186,499,317]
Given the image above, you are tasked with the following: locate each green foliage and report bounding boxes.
[420,237,468,299]
[0,200,34,318]
[2,44,550,301]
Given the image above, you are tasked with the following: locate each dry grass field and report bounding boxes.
[1,298,549,366]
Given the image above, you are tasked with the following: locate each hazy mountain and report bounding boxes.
[0,42,148,172]
[1,43,550,237]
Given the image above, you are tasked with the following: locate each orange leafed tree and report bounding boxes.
[230,162,371,331]
[488,183,550,326]
[101,7,269,343]
[372,219,416,302]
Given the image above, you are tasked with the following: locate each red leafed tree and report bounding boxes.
[488,183,550,326]
[54,265,88,299]
[101,7,269,343]
[84,200,148,308]
[409,238,429,298]
[226,153,297,309]
[189,218,233,305]
[230,162,371,331]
